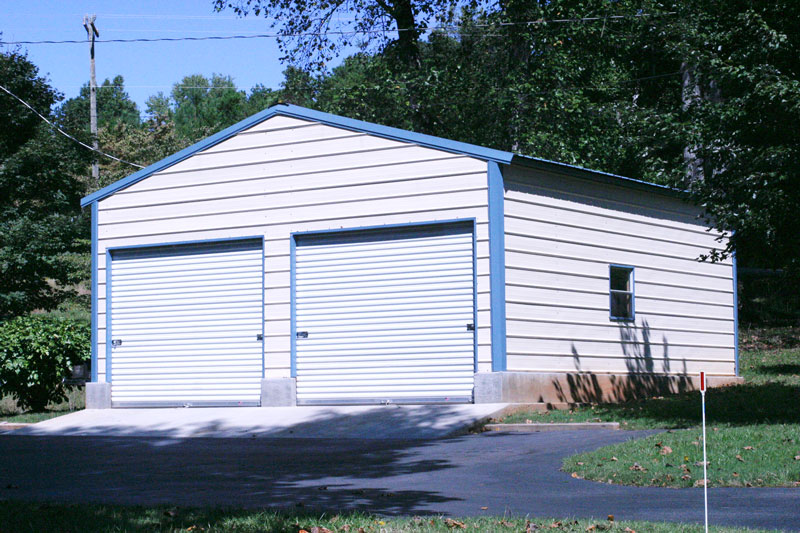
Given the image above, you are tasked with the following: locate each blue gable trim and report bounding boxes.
[81,103,513,207]
[488,161,507,372]
[90,201,98,383]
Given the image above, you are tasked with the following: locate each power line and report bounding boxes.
[0,12,677,45]
[0,83,145,169]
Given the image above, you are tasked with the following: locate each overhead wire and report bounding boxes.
[0,11,677,45]
[0,83,145,169]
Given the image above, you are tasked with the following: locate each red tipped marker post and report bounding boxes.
[700,371,708,533]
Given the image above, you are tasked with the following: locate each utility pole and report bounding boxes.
[83,14,100,186]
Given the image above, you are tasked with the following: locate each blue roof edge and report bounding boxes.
[80,103,513,207]
[80,103,682,207]
[510,154,686,198]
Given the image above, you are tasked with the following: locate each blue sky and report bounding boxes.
[1,0,352,113]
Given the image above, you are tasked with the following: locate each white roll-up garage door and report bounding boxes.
[108,239,264,407]
[294,223,476,404]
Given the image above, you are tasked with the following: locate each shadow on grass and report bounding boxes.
[757,363,800,376]
[0,501,380,533]
[586,381,800,428]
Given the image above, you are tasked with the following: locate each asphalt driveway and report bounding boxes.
[1,430,797,531]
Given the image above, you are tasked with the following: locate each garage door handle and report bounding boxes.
[296,331,308,339]
[256,334,263,341]
[466,323,475,331]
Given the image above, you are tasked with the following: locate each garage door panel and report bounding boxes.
[295,225,475,404]
[110,239,263,406]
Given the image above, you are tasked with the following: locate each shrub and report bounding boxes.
[0,315,89,411]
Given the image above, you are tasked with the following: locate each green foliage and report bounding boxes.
[0,315,90,412]
[0,51,91,318]
[57,75,141,135]
[214,0,489,68]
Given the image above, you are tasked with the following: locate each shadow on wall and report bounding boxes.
[552,320,691,404]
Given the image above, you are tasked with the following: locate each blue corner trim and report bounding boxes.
[488,161,507,372]
[732,251,739,376]
[90,202,98,383]
[289,235,297,378]
[609,264,636,322]
[81,103,513,207]
[105,249,112,384]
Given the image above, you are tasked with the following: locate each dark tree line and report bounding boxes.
[1,0,798,318]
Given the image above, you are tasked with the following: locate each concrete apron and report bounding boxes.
[10,404,508,440]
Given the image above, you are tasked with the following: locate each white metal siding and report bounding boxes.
[109,240,264,405]
[503,165,736,376]
[295,226,475,403]
[95,116,491,382]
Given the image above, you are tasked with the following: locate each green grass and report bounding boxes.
[0,386,84,424]
[544,344,800,488]
[0,502,778,532]
[564,425,800,488]
[499,347,800,430]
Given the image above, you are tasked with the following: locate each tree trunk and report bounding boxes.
[681,61,704,183]
[391,0,420,66]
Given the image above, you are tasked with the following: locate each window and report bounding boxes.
[609,265,634,321]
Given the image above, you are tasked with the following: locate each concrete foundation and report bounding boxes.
[473,371,743,404]
[260,378,297,406]
[85,382,112,409]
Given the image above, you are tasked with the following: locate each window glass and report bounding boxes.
[609,266,634,320]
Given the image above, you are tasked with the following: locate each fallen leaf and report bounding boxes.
[624,528,637,533]
[481,506,488,510]
[526,419,533,424]
[733,472,739,477]
[577,462,584,466]
[681,474,692,480]
[586,526,595,532]
[572,472,580,478]
[549,521,562,528]
[691,441,700,446]
[611,456,618,461]
[629,462,647,472]
[655,441,663,448]
[607,515,614,522]
[794,455,800,461]
[499,520,515,527]
[694,479,707,487]
[736,454,744,462]
[744,446,754,450]
[660,446,673,456]
[311,527,334,533]
[444,518,466,529]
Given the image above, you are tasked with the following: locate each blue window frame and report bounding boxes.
[609,265,635,321]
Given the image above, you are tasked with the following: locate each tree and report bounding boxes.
[213,0,486,67]
[57,75,140,135]
[669,0,800,270]
[0,51,90,319]
[170,74,248,142]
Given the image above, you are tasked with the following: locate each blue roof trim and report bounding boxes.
[80,103,513,207]
[511,154,686,198]
[80,103,683,207]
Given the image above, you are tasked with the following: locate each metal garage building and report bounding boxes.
[82,104,740,408]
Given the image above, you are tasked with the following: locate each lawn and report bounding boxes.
[0,502,780,533]
[499,347,800,430]
[0,386,84,424]
[497,328,800,488]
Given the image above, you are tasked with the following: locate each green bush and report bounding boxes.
[0,315,89,411]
